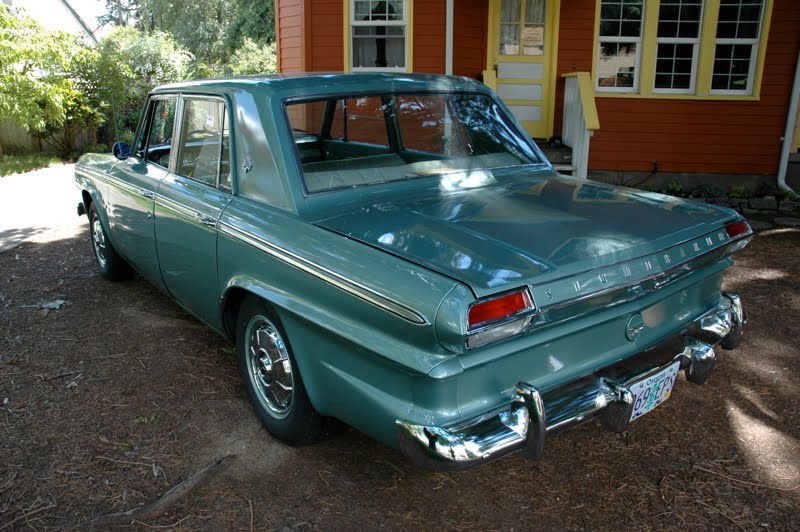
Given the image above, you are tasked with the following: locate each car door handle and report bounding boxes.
[139,189,155,199]
[196,213,217,228]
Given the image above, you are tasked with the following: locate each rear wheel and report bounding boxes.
[236,296,329,445]
[88,202,131,281]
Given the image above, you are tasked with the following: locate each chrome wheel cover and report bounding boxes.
[91,213,108,268]
[245,316,294,418]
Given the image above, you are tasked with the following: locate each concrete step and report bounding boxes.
[552,163,576,175]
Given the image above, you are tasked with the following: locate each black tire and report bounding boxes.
[87,202,132,281]
[236,296,329,445]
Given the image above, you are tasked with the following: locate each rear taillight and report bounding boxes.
[466,289,535,349]
[725,220,753,256]
[726,220,751,239]
[468,289,533,330]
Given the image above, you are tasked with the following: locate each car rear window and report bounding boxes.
[285,92,542,194]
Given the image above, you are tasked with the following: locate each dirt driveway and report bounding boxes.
[1,165,799,530]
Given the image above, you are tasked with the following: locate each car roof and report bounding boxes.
[151,72,490,100]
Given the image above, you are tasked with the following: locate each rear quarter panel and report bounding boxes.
[216,196,462,443]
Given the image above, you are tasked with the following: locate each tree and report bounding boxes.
[96,0,277,77]
[229,39,277,76]
[94,27,192,142]
[98,0,138,27]
[0,8,102,157]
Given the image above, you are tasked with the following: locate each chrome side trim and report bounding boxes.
[531,225,747,316]
[396,292,744,470]
[155,195,198,220]
[218,222,429,326]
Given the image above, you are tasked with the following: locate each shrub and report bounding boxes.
[728,184,750,199]
[690,184,725,199]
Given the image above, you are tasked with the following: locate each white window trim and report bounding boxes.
[709,1,765,96]
[652,0,704,95]
[350,0,409,72]
[596,1,646,93]
[652,39,700,94]
[709,37,760,95]
[596,36,644,93]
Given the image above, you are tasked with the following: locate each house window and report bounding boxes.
[711,0,764,94]
[596,0,644,91]
[654,0,703,93]
[499,0,546,56]
[351,0,407,71]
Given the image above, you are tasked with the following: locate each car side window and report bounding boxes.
[144,99,176,168]
[176,98,231,189]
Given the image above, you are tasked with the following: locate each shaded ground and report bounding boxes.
[1,166,799,530]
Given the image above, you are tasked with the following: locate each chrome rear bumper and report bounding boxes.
[396,293,745,470]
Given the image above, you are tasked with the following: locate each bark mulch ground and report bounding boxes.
[1,218,799,530]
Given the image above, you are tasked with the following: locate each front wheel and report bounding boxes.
[87,202,131,281]
[236,297,330,445]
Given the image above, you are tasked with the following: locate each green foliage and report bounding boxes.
[94,27,192,141]
[728,184,751,198]
[660,179,684,197]
[0,9,105,156]
[775,189,800,202]
[690,184,725,199]
[225,0,275,50]
[0,154,61,176]
[132,0,274,75]
[229,39,277,75]
[137,0,235,71]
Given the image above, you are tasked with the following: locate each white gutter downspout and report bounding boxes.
[445,0,454,75]
[777,50,800,193]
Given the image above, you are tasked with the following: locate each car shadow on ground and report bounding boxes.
[0,226,51,253]
[0,228,798,530]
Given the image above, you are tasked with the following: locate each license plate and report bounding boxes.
[629,361,681,422]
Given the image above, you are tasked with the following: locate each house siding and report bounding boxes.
[308,0,344,71]
[413,0,447,73]
[554,0,800,175]
[277,0,305,72]
[453,0,488,80]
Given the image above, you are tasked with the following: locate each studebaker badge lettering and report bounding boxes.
[74,73,752,470]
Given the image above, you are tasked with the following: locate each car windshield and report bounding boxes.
[285,92,543,194]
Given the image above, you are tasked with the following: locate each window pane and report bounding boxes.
[500,0,520,23]
[713,0,762,93]
[288,93,541,194]
[353,26,405,68]
[620,21,641,37]
[499,24,520,55]
[524,0,545,23]
[522,24,545,55]
[599,20,621,37]
[658,0,702,39]
[600,0,642,37]
[600,3,620,20]
[340,97,388,145]
[655,41,695,90]
[597,42,637,88]
[356,0,402,21]
[176,99,227,186]
[396,95,463,155]
[716,0,763,39]
[145,99,175,167]
[712,44,752,91]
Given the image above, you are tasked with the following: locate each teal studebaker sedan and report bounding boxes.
[75,73,750,470]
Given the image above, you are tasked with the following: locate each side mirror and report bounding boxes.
[112,141,131,160]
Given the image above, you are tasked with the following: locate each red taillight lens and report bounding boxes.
[468,290,533,330]
[726,220,751,239]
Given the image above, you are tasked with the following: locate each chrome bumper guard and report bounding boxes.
[396,293,746,471]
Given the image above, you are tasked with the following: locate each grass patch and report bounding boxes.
[0,154,62,177]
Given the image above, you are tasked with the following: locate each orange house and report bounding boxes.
[275,0,800,183]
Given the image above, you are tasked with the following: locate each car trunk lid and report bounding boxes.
[313,174,738,299]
